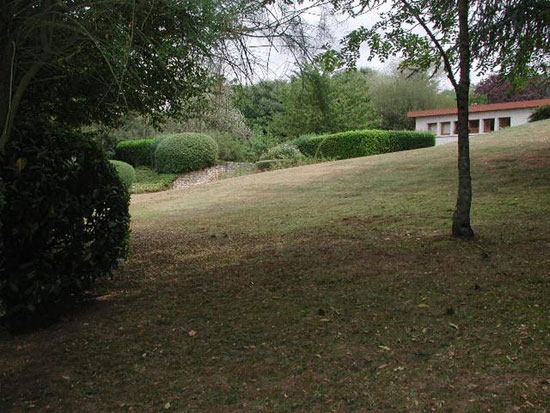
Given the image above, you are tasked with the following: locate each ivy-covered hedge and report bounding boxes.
[109,160,136,188]
[0,126,130,328]
[114,139,155,167]
[155,133,218,173]
[292,129,435,160]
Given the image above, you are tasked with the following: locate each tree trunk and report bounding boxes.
[0,27,13,153]
[452,0,474,238]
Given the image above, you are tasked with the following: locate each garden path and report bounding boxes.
[172,162,254,189]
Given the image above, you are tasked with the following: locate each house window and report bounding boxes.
[483,118,495,133]
[499,117,511,129]
[453,121,458,135]
[440,122,451,135]
[469,119,480,134]
[427,123,437,134]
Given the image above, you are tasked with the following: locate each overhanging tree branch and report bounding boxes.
[397,0,458,90]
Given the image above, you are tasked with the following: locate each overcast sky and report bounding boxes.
[245,3,483,90]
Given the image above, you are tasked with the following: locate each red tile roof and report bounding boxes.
[407,98,550,118]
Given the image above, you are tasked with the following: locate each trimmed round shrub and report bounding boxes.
[155,133,218,173]
[529,105,550,122]
[109,160,136,188]
[260,143,303,161]
[0,125,130,328]
[114,139,155,167]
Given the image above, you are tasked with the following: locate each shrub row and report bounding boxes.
[291,129,435,160]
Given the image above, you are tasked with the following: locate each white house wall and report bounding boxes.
[414,108,534,136]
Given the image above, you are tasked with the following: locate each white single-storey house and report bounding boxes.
[407,98,550,137]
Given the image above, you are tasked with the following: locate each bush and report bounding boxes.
[256,159,280,170]
[154,133,218,173]
[245,131,280,162]
[311,129,435,160]
[114,139,155,167]
[0,125,130,327]
[529,105,550,122]
[109,160,136,188]
[260,143,303,161]
[208,131,247,162]
[150,135,168,155]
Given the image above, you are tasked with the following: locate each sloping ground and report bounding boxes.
[1,121,550,412]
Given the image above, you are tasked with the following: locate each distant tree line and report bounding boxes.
[104,66,549,157]
[231,66,457,140]
[474,75,550,104]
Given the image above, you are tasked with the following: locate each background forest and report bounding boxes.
[100,67,550,163]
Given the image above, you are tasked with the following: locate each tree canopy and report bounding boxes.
[0,1,228,148]
[324,0,550,238]
[0,0,323,152]
[369,70,455,130]
[328,0,549,85]
[475,74,550,104]
[230,66,456,140]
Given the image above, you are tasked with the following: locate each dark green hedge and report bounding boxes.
[1,126,130,328]
[385,130,437,152]
[294,129,435,160]
[154,133,218,173]
[114,139,155,167]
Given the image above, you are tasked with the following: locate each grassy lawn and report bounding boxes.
[1,121,549,412]
[131,167,179,194]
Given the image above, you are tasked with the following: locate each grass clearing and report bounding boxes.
[131,167,179,194]
[1,121,550,411]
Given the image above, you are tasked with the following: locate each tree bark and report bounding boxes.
[452,0,474,238]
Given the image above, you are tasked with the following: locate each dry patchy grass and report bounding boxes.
[1,121,550,412]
